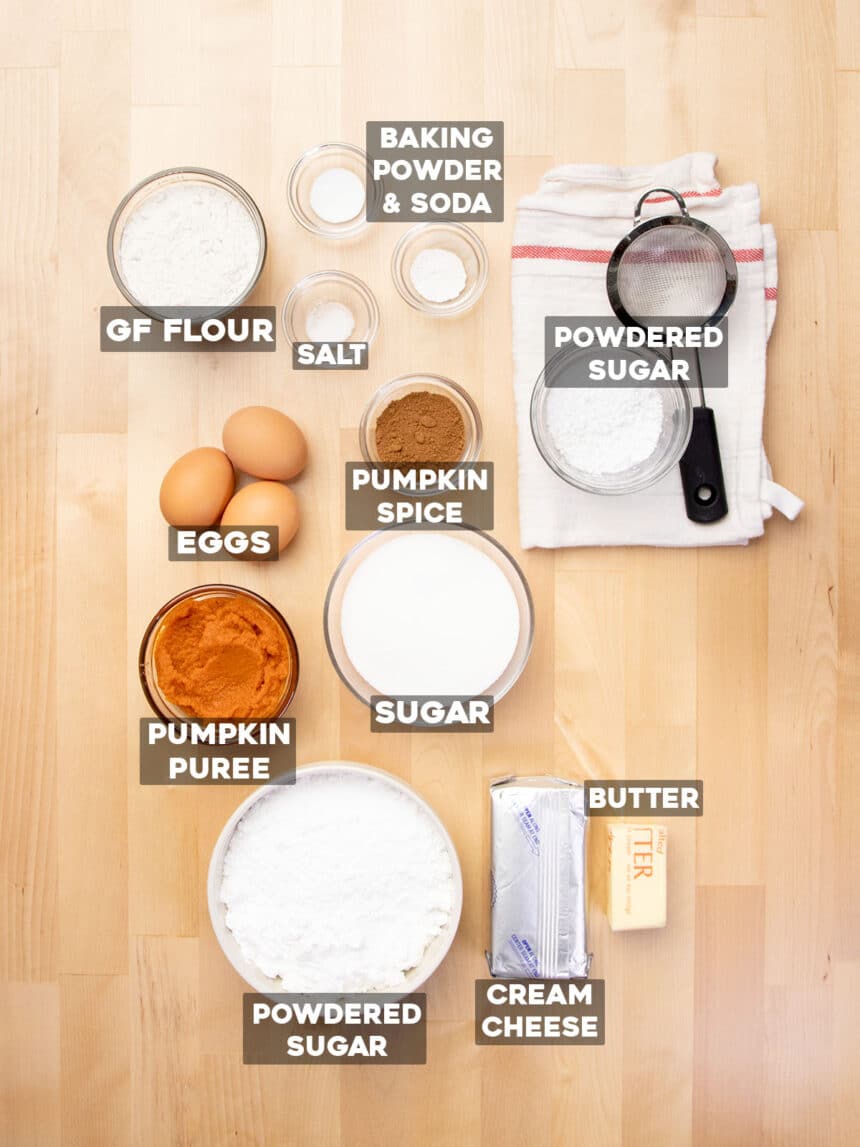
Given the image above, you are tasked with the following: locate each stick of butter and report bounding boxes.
[607,824,667,931]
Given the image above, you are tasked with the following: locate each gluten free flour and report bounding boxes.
[118,182,261,308]
[340,533,522,697]
[220,771,455,992]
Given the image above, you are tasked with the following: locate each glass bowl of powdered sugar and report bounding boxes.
[108,167,266,323]
[530,345,693,495]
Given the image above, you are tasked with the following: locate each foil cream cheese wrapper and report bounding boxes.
[488,776,590,979]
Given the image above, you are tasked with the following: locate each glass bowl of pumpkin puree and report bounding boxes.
[139,585,299,721]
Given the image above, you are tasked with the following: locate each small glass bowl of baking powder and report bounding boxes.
[282,270,380,347]
[107,167,267,323]
[287,143,375,239]
[391,222,489,317]
[358,373,483,470]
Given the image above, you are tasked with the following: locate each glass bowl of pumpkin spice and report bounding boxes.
[139,585,299,721]
[359,374,482,476]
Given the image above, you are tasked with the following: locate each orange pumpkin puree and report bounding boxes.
[154,594,291,719]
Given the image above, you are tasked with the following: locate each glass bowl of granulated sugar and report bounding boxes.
[324,526,534,710]
[108,167,266,323]
[287,142,375,239]
[391,222,489,317]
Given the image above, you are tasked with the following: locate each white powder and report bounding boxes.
[305,300,356,342]
[309,167,365,224]
[545,386,664,475]
[409,247,467,303]
[220,771,455,992]
[340,533,521,696]
[118,182,261,307]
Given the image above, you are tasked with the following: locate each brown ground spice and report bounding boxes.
[375,390,466,464]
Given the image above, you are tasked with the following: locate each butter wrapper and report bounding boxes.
[607,823,667,931]
[488,776,591,978]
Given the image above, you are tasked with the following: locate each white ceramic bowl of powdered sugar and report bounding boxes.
[208,762,463,996]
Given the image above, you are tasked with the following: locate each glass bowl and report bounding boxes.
[287,142,374,239]
[530,346,693,495]
[358,373,482,468]
[207,761,463,997]
[391,222,488,316]
[323,527,534,708]
[282,270,379,346]
[139,584,299,721]
[107,167,267,323]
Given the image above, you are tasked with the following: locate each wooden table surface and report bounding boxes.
[2,1,858,1144]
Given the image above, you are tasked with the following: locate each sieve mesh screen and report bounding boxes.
[615,226,728,323]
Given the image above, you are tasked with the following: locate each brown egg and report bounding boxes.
[222,406,308,481]
[220,481,300,554]
[159,447,235,526]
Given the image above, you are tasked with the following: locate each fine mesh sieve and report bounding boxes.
[613,225,730,324]
[606,187,737,524]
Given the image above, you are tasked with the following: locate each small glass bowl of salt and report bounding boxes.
[282,270,380,348]
[287,142,373,239]
[391,222,489,317]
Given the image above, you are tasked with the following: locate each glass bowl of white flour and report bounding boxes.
[108,167,266,322]
[208,762,463,995]
[324,527,534,709]
[530,345,693,495]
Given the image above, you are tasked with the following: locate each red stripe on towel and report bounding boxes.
[511,245,613,262]
[645,187,722,204]
[512,245,765,264]
[765,286,778,299]
[733,248,765,262]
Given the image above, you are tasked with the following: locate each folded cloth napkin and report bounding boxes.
[512,152,804,548]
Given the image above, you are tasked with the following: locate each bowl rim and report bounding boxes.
[106,166,268,323]
[391,221,489,316]
[286,141,374,238]
[281,268,380,346]
[357,371,483,470]
[529,344,694,495]
[138,582,300,721]
[322,525,535,709]
[207,760,465,996]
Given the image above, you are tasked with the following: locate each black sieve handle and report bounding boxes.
[679,407,728,523]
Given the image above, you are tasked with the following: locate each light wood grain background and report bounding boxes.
[1,0,857,1144]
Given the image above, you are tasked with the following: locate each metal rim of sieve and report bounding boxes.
[606,187,738,330]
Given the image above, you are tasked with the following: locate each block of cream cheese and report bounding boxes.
[488,776,590,978]
[607,824,667,931]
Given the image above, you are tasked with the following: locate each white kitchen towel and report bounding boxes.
[512,153,803,548]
